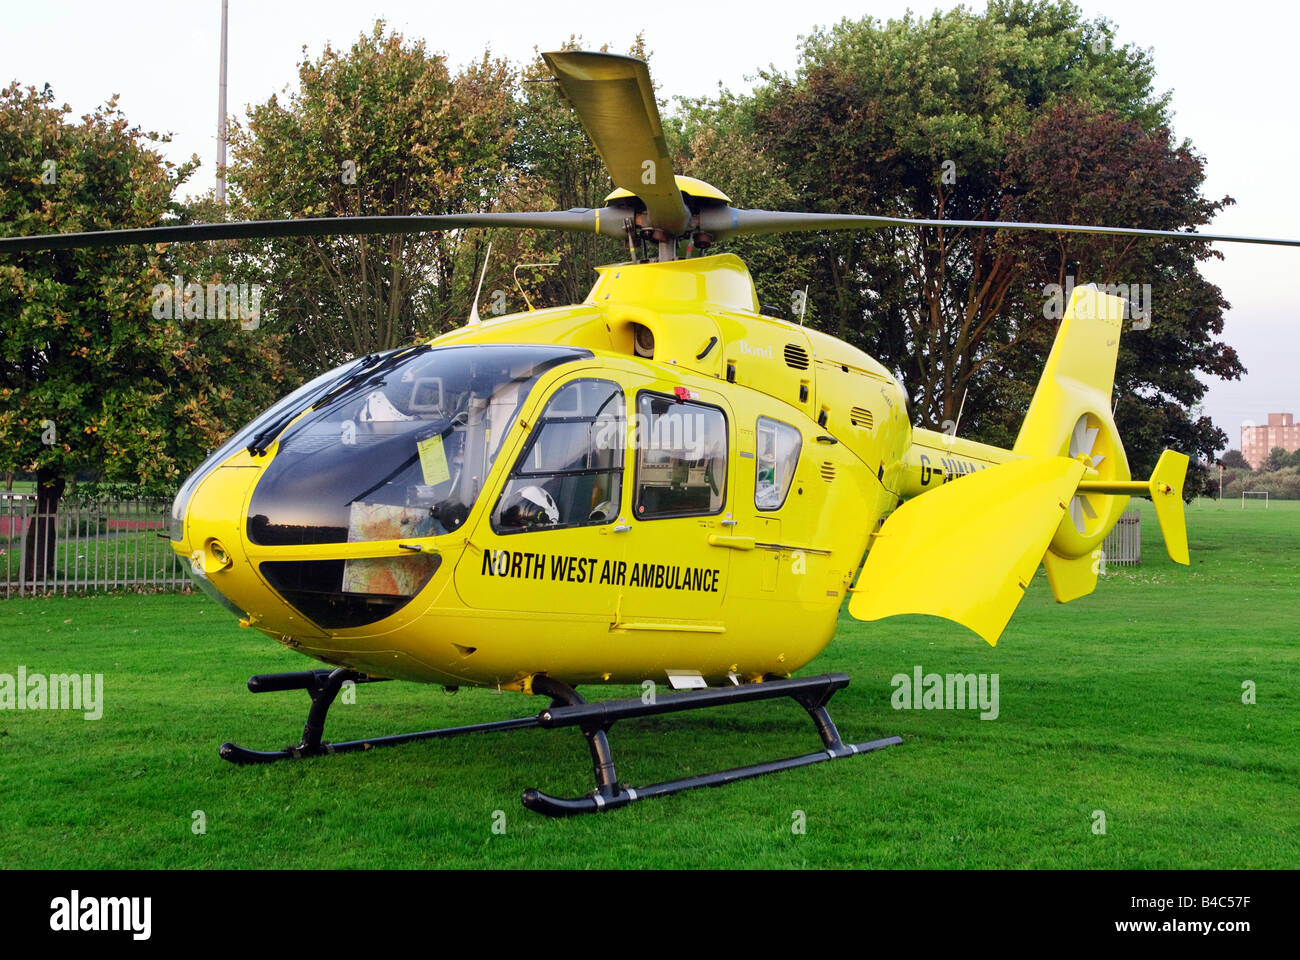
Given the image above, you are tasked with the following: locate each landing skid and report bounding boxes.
[219,668,901,816]
[217,668,542,763]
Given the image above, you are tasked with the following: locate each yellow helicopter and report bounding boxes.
[5,51,1299,816]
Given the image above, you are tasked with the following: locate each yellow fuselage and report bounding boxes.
[173,254,996,690]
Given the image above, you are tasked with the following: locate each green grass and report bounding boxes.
[1,498,1296,869]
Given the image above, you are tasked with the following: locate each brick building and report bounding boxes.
[1242,413,1300,470]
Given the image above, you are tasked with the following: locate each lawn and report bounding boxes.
[0,498,1296,869]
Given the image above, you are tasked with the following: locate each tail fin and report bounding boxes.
[848,285,1191,645]
[1013,284,1132,602]
[1148,449,1190,564]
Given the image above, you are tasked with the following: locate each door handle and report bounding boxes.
[708,535,755,550]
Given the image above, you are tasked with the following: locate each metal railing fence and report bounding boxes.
[2,492,190,597]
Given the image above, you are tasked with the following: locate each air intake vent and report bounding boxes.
[783,344,810,370]
[849,407,874,430]
[820,461,836,482]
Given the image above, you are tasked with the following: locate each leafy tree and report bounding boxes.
[0,83,289,582]
[1219,449,1251,471]
[743,0,1240,490]
[1264,446,1292,473]
[988,98,1240,491]
[227,22,519,376]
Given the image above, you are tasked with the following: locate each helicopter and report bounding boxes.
[4,50,1299,817]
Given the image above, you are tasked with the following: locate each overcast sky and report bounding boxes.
[2,0,1295,448]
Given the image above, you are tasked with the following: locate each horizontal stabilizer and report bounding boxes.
[848,457,1087,645]
[1074,448,1190,565]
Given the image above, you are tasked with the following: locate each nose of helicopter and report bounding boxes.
[168,343,585,660]
[172,458,331,640]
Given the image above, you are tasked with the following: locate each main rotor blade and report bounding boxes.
[699,208,1300,248]
[542,50,690,235]
[0,209,625,253]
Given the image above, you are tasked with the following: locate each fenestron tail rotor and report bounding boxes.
[1068,413,1104,534]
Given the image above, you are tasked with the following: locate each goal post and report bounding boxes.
[1241,490,1269,509]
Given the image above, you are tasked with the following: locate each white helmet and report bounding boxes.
[358,390,413,422]
[517,485,559,524]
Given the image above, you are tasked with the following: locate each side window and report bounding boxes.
[634,392,727,519]
[755,416,802,510]
[491,379,625,533]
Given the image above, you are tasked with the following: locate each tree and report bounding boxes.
[227,22,520,377]
[1219,449,1251,471]
[1264,447,1292,473]
[988,98,1241,489]
[743,1,1240,487]
[0,83,288,583]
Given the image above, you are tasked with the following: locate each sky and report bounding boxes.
[2,0,1296,449]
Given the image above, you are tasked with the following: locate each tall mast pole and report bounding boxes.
[216,0,229,205]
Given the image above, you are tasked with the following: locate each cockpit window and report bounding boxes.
[491,378,626,533]
[247,345,591,545]
[170,353,374,541]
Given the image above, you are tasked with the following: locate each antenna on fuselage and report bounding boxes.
[468,241,492,325]
[512,263,559,312]
[946,387,969,452]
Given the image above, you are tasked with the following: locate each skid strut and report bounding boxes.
[219,668,546,763]
[219,668,900,816]
[523,673,901,816]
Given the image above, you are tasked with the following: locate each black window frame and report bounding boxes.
[489,376,628,536]
[632,389,730,521]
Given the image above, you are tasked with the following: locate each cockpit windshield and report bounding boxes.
[247,345,591,546]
